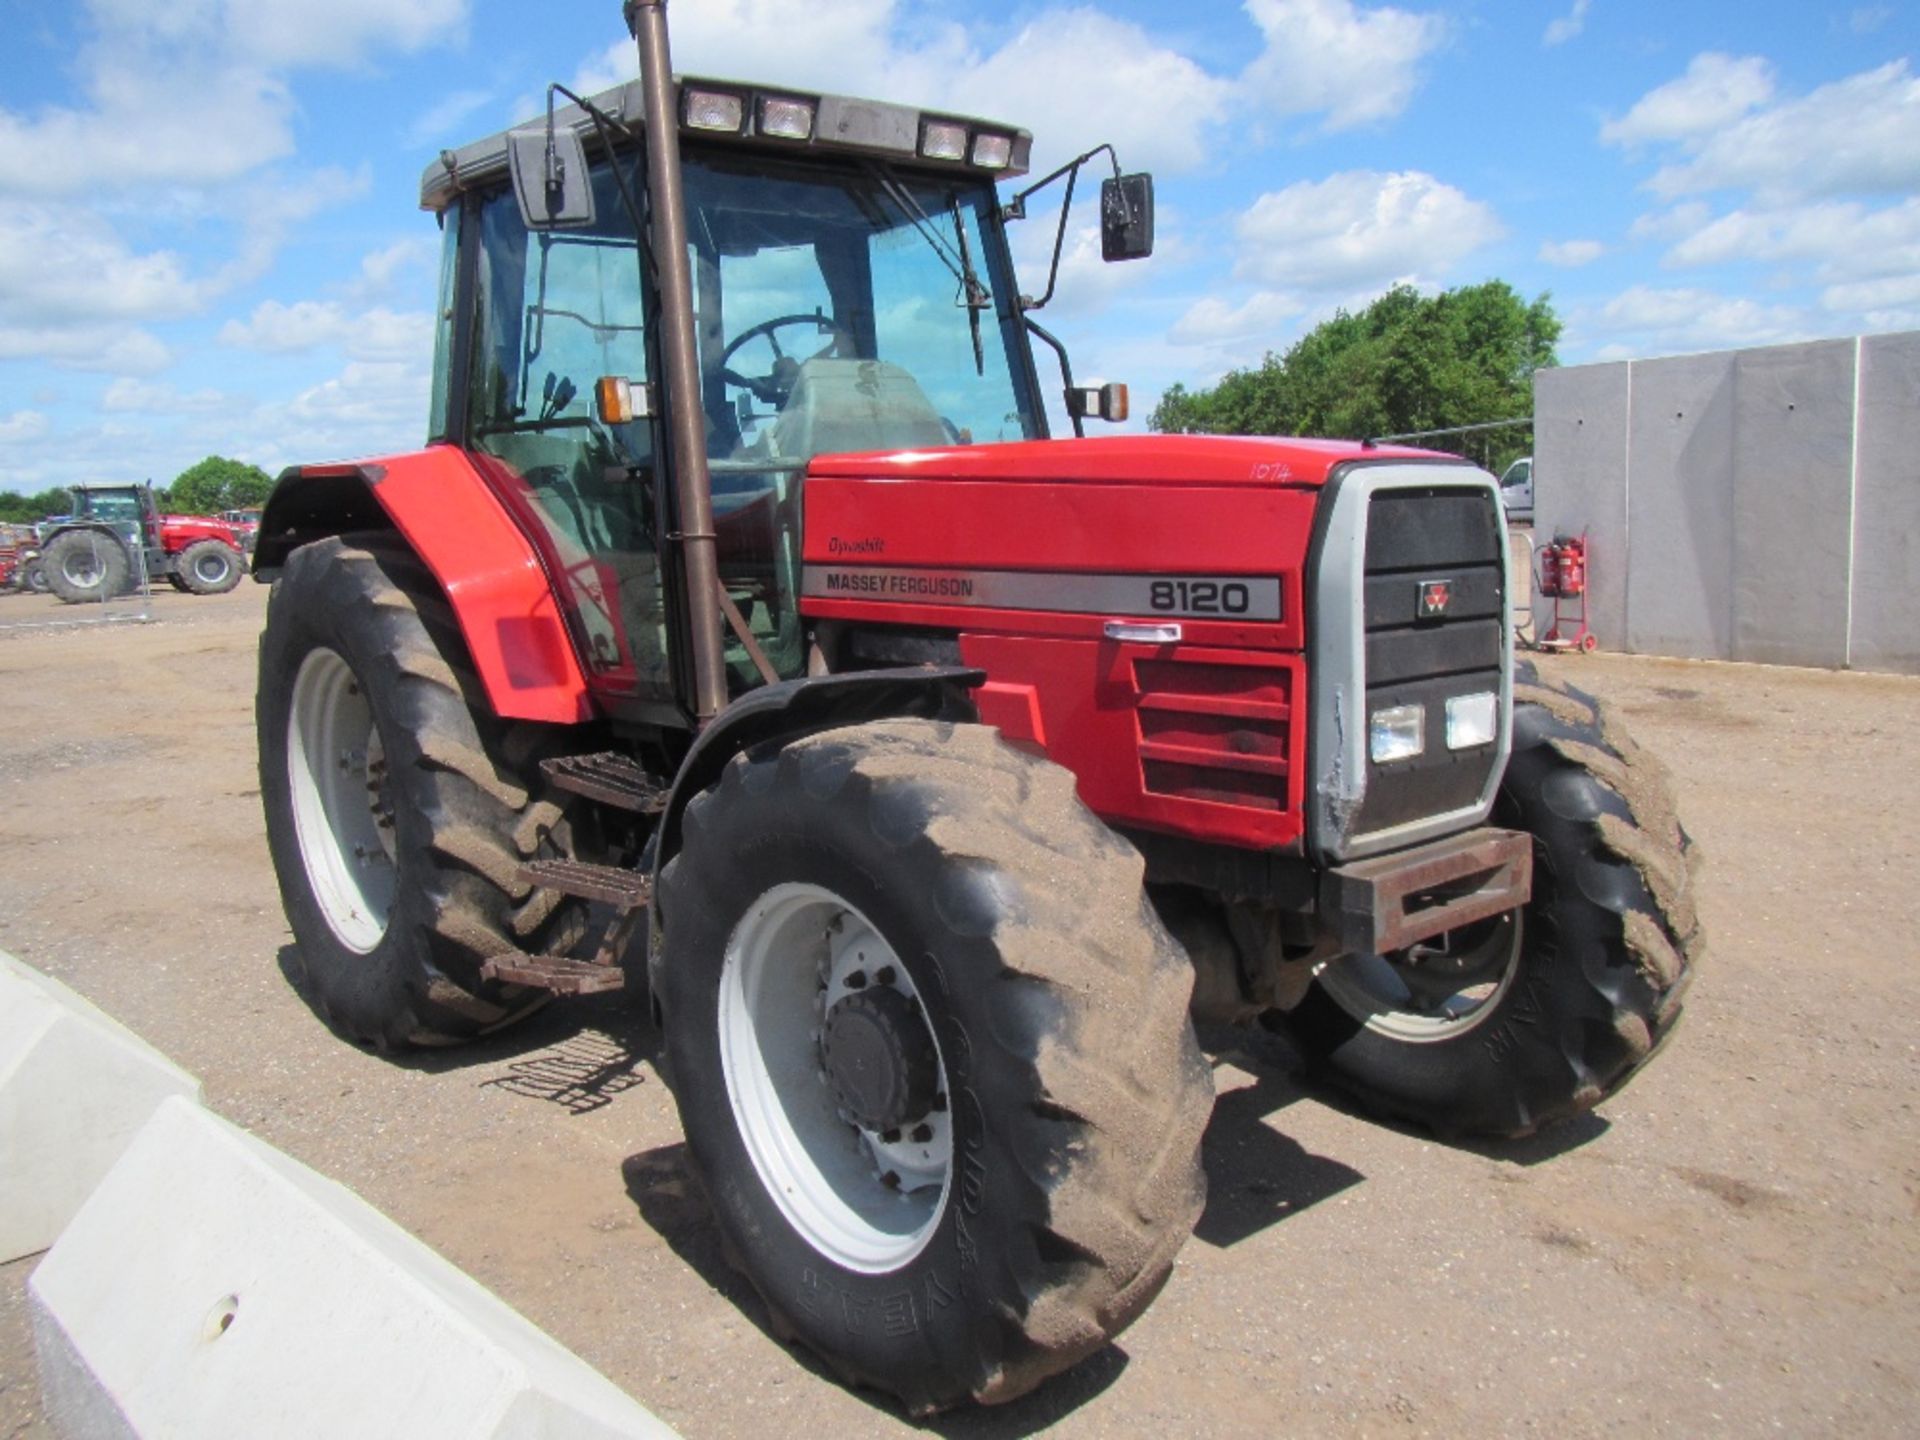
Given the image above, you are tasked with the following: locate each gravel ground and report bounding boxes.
[1,581,1916,1439]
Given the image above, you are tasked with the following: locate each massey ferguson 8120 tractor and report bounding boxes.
[253,0,1698,1413]
[39,482,246,604]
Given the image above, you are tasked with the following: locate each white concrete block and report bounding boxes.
[0,951,202,1263]
[29,1096,677,1440]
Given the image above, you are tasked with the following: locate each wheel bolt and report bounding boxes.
[911,1123,933,1143]
[881,1171,900,1190]
[875,965,896,986]
[844,970,867,990]
[931,1091,948,1112]
[881,1128,901,1144]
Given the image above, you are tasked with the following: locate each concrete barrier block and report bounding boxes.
[0,951,202,1263]
[29,1097,677,1439]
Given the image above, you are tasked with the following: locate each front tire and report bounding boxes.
[177,539,243,594]
[657,720,1211,1413]
[258,534,583,1049]
[1282,666,1700,1137]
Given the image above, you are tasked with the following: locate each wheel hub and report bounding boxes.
[821,987,939,1133]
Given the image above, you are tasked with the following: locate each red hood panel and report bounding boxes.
[805,434,1446,487]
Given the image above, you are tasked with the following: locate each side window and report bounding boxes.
[427,206,460,444]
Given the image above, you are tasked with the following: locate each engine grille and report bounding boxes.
[1349,487,1506,838]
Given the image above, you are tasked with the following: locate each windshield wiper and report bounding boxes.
[868,165,990,376]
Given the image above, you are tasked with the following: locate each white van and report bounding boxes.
[1498,456,1534,524]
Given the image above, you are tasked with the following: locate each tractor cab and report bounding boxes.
[420,77,1140,717]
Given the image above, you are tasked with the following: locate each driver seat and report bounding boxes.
[768,359,951,459]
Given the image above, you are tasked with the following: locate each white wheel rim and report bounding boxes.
[1318,911,1524,1041]
[287,647,396,953]
[195,551,230,583]
[719,883,953,1274]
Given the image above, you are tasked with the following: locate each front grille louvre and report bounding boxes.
[1352,487,1505,838]
[1135,659,1291,812]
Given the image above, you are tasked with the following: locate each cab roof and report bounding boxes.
[421,76,1033,213]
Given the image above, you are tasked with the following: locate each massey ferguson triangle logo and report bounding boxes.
[1419,579,1453,617]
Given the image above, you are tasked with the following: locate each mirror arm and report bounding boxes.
[1004,144,1119,313]
[1024,316,1084,440]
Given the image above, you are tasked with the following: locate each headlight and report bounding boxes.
[1445,692,1498,750]
[971,132,1014,169]
[758,96,815,140]
[1370,704,1424,764]
[920,120,969,161]
[683,89,746,133]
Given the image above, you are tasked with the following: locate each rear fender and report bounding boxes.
[254,448,592,724]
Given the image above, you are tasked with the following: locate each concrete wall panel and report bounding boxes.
[1625,351,1737,659]
[1730,339,1856,667]
[1533,362,1629,646]
[1850,333,1920,674]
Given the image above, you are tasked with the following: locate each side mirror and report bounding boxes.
[1100,174,1154,262]
[1066,382,1130,424]
[508,124,595,230]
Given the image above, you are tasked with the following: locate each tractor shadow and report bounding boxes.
[618,1142,1131,1437]
[275,942,662,1116]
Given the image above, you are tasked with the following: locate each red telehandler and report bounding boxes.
[253,0,1698,1413]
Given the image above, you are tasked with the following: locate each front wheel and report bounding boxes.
[176,539,243,594]
[1279,666,1700,1137]
[657,721,1211,1413]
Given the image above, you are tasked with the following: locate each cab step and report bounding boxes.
[480,952,626,996]
[541,752,668,814]
[518,858,652,909]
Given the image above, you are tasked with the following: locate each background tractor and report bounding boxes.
[252,0,1699,1414]
[40,482,247,604]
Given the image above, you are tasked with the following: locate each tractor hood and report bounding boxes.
[806,434,1447,488]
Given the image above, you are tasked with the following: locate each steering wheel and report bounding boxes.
[720,313,854,407]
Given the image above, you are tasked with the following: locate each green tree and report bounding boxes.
[1151,281,1559,468]
[0,487,76,525]
[169,456,274,514]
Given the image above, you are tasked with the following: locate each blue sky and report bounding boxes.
[1,0,1916,493]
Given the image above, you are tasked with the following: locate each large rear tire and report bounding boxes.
[1280,665,1700,1137]
[657,720,1212,1413]
[42,530,130,605]
[258,534,584,1049]
[176,538,243,594]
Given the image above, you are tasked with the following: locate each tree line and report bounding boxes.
[1150,280,1558,472]
[0,456,274,525]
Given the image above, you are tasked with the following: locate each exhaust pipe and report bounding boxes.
[626,0,728,722]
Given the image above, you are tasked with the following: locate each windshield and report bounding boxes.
[680,147,1042,469]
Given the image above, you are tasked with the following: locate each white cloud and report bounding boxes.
[1543,0,1591,47]
[1821,273,1920,314]
[1662,197,1920,277]
[1169,290,1302,346]
[219,300,433,361]
[341,237,440,305]
[570,0,1439,172]
[1600,53,1775,147]
[1576,283,1809,358]
[405,89,495,150]
[1850,6,1893,34]
[0,204,210,327]
[0,410,51,444]
[1241,0,1448,132]
[1232,170,1503,292]
[100,379,229,414]
[0,325,171,374]
[1646,61,1920,199]
[1539,238,1604,267]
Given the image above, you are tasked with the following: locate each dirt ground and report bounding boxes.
[2,581,1916,1439]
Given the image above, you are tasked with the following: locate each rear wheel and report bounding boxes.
[177,539,243,594]
[657,720,1212,1413]
[1280,666,1700,1137]
[258,533,584,1048]
[42,531,130,604]
[21,560,46,594]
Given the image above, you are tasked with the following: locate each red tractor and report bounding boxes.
[253,0,1698,1414]
[39,482,247,604]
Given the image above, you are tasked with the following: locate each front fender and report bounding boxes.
[254,448,592,724]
